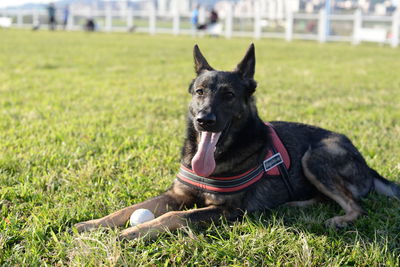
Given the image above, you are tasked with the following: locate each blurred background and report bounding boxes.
[0,0,399,47]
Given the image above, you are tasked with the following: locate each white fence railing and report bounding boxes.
[1,5,399,48]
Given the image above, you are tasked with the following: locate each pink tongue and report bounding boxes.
[191,131,221,177]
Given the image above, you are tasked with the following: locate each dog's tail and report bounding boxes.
[370,168,400,200]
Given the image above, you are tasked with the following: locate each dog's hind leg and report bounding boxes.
[74,192,185,233]
[300,138,373,228]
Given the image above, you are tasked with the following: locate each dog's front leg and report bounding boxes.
[75,192,183,233]
[118,205,225,240]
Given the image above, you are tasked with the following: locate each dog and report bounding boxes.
[75,44,400,240]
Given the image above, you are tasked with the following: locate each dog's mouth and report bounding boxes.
[191,131,221,177]
[191,119,232,177]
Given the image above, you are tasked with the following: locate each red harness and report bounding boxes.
[177,123,291,194]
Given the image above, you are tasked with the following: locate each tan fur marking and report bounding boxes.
[321,137,347,156]
[204,192,242,206]
[286,198,319,207]
[171,180,190,198]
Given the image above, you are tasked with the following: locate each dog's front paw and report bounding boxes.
[118,225,160,241]
[325,216,349,229]
[74,220,100,233]
[118,227,141,241]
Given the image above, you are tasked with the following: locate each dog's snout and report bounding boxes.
[196,112,216,127]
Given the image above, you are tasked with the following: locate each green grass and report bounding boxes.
[0,29,399,266]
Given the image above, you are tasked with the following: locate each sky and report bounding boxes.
[0,0,52,8]
[0,0,221,9]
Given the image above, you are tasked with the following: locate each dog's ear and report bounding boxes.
[193,45,214,75]
[234,44,257,95]
[234,43,255,79]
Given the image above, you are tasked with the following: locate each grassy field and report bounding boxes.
[0,29,399,266]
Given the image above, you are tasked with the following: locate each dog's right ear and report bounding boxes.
[234,44,257,95]
[193,45,214,75]
[234,43,255,79]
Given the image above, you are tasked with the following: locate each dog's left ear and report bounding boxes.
[234,43,255,79]
[235,44,257,95]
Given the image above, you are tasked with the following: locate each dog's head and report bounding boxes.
[188,44,257,176]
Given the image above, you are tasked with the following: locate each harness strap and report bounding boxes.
[271,146,295,201]
[177,164,265,193]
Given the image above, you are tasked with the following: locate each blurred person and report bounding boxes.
[209,9,218,25]
[207,8,220,37]
[85,18,96,32]
[63,5,69,30]
[47,3,56,31]
[191,4,200,35]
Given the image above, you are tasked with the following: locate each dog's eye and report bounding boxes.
[195,89,204,96]
[224,92,235,99]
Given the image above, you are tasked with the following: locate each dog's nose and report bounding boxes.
[196,112,216,127]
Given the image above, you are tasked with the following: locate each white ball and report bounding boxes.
[129,209,155,227]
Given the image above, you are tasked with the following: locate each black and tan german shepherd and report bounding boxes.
[75,44,400,240]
